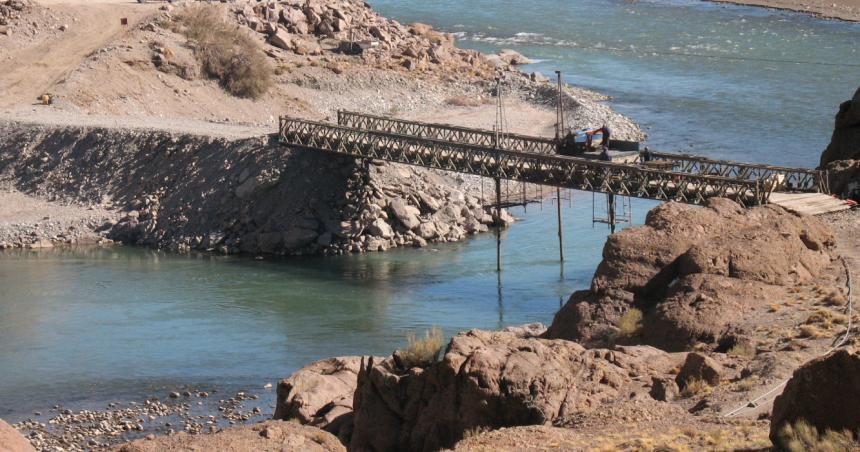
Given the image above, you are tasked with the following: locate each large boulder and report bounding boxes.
[388,197,420,230]
[497,49,532,65]
[675,352,723,388]
[0,419,35,452]
[820,86,860,167]
[543,198,834,350]
[770,348,860,447]
[350,330,675,452]
[821,86,860,199]
[274,357,366,441]
[825,159,860,201]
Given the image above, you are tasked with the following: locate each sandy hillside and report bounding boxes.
[0,0,641,139]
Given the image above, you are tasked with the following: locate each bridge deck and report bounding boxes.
[336,111,826,194]
[279,116,768,207]
[768,192,853,216]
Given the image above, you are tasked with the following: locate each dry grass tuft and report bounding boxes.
[727,342,757,358]
[823,291,848,307]
[776,419,860,452]
[175,5,272,98]
[733,376,758,392]
[462,425,491,439]
[617,308,643,338]
[798,324,826,339]
[806,308,848,330]
[398,326,445,369]
[681,378,712,398]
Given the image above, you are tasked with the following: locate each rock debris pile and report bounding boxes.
[0,0,30,29]
[0,123,508,255]
[229,0,498,78]
[0,0,70,40]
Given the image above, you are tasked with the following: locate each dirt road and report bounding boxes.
[0,0,157,108]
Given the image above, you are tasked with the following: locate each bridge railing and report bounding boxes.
[647,151,827,193]
[337,110,558,154]
[279,116,767,207]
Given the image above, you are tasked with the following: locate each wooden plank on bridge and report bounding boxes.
[769,192,853,216]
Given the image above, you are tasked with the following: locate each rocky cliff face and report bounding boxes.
[273,356,371,443]
[348,330,679,452]
[543,198,835,351]
[821,86,860,200]
[0,122,503,254]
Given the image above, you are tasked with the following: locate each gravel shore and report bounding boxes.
[709,0,860,21]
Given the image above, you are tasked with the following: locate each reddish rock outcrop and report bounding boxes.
[825,159,860,201]
[675,352,723,388]
[0,418,35,452]
[543,198,834,351]
[349,330,678,452]
[770,348,860,447]
[821,86,860,199]
[274,356,369,442]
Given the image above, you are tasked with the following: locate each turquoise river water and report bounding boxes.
[1,0,858,421]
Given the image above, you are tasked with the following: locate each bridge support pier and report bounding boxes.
[495,177,502,272]
[556,187,564,262]
[608,193,616,234]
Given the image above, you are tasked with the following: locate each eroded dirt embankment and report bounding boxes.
[0,121,505,254]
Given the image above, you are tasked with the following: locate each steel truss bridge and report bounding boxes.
[278,112,827,208]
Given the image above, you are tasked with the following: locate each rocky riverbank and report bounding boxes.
[0,0,644,255]
[709,0,860,22]
[0,122,513,255]
[255,198,858,452]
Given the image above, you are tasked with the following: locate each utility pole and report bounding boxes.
[554,71,565,263]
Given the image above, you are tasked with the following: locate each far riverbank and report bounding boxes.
[710,0,860,22]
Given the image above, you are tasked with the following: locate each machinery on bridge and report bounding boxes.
[278,70,831,268]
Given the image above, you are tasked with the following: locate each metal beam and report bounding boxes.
[647,151,825,193]
[279,117,768,207]
[336,111,826,193]
[337,110,558,154]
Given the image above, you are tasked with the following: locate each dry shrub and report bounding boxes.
[175,5,272,98]
[806,308,847,330]
[776,419,860,452]
[398,326,444,369]
[733,377,757,392]
[727,342,756,358]
[824,291,847,307]
[798,324,826,339]
[462,426,490,439]
[681,378,712,398]
[617,308,643,338]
